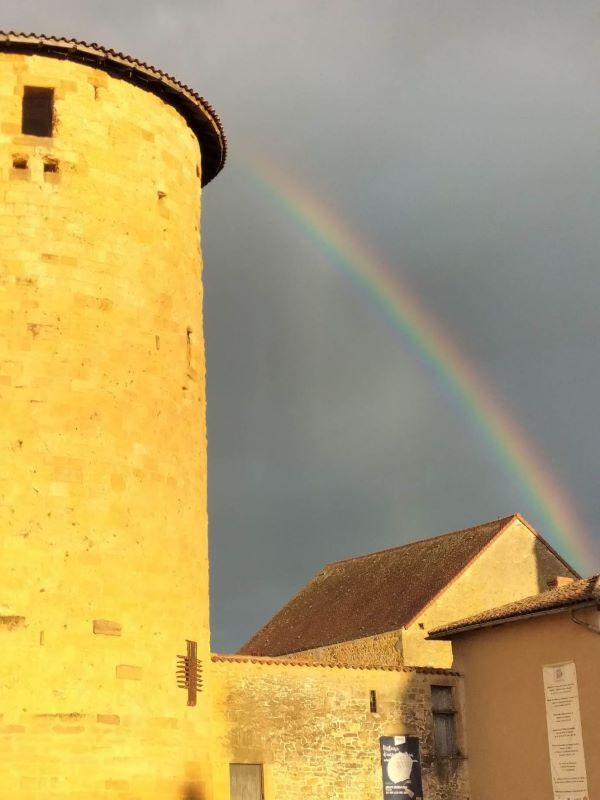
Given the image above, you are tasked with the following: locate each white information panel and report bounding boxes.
[543,661,589,800]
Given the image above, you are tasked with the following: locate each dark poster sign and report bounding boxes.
[380,736,423,800]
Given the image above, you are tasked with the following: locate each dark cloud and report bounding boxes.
[6,1,600,649]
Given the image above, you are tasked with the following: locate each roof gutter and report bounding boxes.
[570,607,600,635]
[428,600,597,640]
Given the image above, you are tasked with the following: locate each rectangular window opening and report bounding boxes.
[230,764,263,800]
[369,689,377,713]
[431,685,457,758]
[12,156,28,170]
[44,160,59,174]
[22,87,54,137]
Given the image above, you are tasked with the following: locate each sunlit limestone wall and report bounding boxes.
[210,656,469,800]
[0,53,211,799]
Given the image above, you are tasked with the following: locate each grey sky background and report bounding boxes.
[5,1,600,650]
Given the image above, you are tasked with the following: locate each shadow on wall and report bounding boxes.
[181,783,204,800]
[534,527,577,594]
[219,666,468,800]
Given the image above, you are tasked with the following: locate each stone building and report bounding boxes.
[0,32,589,800]
[230,513,577,799]
[240,514,576,669]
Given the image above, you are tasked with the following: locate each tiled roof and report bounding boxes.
[211,653,459,675]
[239,515,529,656]
[429,575,600,639]
[0,32,226,185]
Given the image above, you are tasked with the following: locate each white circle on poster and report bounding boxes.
[387,751,413,783]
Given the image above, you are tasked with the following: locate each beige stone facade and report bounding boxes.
[210,655,468,800]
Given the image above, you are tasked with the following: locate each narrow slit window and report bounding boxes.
[369,689,377,713]
[22,87,54,137]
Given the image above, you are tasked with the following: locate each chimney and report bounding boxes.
[546,575,575,590]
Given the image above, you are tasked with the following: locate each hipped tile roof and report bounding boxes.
[240,515,524,656]
[429,574,600,638]
[0,32,226,185]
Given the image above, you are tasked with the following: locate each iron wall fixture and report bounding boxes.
[176,639,203,706]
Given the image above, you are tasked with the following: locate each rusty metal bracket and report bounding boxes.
[176,639,203,706]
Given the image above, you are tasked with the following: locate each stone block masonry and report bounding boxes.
[210,656,470,800]
[0,49,213,799]
[93,619,122,636]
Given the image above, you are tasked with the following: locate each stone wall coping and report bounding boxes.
[211,653,460,676]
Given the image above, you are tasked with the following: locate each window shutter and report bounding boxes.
[431,685,454,712]
[433,711,456,757]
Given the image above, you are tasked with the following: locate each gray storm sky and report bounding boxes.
[6,1,600,650]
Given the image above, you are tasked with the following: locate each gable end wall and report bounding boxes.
[402,518,576,667]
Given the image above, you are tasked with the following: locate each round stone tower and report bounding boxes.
[0,34,225,799]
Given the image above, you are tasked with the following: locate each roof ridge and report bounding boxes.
[323,514,518,569]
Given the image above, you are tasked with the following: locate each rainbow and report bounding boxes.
[237,152,596,572]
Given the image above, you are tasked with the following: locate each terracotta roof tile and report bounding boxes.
[0,32,226,185]
[239,515,520,656]
[429,575,600,638]
[211,653,459,675]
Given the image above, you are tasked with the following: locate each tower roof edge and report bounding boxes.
[0,31,227,185]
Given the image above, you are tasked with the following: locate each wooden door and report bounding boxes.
[229,763,263,800]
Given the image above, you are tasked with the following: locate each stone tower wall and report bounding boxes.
[0,52,212,799]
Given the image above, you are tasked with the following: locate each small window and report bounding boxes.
[431,685,457,758]
[369,689,377,713]
[22,87,54,137]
